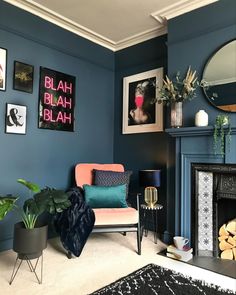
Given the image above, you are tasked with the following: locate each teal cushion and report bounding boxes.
[83,184,128,208]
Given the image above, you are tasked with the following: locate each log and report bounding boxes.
[221,249,233,260]
[219,224,229,236]
[227,236,236,247]
[233,248,236,260]
[218,235,229,242]
[233,235,236,241]
[219,239,234,251]
[226,219,236,236]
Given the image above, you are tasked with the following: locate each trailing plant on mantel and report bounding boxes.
[213,114,231,157]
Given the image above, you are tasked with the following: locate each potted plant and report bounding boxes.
[0,196,17,221]
[13,179,71,260]
[213,114,231,157]
[157,67,200,127]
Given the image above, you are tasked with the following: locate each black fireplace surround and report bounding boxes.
[191,163,236,257]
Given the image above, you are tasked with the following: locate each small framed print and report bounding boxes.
[0,47,7,91]
[122,68,163,134]
[13,61,34,93]
[5,103,27,134]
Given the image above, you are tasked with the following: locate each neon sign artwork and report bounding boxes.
[39,67,75,131]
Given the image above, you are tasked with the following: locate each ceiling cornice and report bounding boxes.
[151,0,218,24]
[4,0,218,52]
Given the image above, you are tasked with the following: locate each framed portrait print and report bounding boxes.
[5,104,27,134]
[0,47,7,91]
[13,61,34,93]
[122,68,163,134]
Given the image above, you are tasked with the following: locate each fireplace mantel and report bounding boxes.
[164,125,236,243]
[166,126,236,137]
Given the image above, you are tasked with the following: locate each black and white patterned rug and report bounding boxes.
[90,264,235,295]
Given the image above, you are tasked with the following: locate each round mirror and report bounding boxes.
[202,39,236,112]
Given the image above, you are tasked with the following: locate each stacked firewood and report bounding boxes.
[218,219,236,260]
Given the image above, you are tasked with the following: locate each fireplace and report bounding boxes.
[165,126,236,278]
[191,163,236,258]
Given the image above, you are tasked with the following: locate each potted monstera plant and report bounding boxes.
[13,179,71,260]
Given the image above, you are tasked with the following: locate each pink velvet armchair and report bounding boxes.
[75,163,141,255]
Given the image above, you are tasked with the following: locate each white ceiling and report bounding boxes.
[4,0,218,51]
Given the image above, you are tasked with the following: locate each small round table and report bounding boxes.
[141,204,163,244]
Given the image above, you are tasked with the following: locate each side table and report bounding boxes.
[141,204,163,244]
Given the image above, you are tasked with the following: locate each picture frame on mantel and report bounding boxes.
[122,68,163,134]
[0,47,7,91]
[5,103,27,134]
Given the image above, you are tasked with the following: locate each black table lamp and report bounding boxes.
[139,170,161,207]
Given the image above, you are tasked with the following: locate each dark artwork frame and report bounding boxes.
[0,47,7,91]
[5,103,27,135]
[38,67,76,132]
[13,61,34,93]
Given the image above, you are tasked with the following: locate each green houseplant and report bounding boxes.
[12,179,71,260]
[16,178,71,229]
[0,196,17,221]
[213,114,231,157]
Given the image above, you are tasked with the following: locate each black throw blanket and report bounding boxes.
[54,187,95,257]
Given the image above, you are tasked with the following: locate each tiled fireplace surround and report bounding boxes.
[166,126,236,278]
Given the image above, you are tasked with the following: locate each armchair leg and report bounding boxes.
[137,223,141,255]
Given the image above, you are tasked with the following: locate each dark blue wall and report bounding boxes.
[0,1,115,250]
[114,36,168,233]
[168,0,236,127]
[166,0,236,239]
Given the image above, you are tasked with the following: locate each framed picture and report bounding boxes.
[38,67,75,132]
[0,47,7,91]
[13,61,34,93]
[122,68,163,134]
[5,103,27,134]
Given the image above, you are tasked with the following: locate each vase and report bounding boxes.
[195,110,208,127]
[171,102,183,128]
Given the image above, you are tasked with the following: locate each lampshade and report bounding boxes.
[139,170,161,187]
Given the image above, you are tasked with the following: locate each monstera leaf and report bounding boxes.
[18,179,71,228]
[0,196,18,221]
[17,179,40,193]
[21,185,71,216]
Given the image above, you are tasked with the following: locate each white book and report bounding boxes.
[167,244,193,256]
[167,252,193,262]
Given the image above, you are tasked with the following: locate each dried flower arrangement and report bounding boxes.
[157,67,200,105]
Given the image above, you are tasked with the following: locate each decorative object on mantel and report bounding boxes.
[157,67,200,128]
[213,114,231,157]
[195,109,208,127]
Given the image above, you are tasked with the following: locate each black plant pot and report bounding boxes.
[13,222,48,260]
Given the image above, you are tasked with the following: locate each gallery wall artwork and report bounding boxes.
[0,47,7,91]
[38,67,75,132]
[13,61,34,93]
[122,68,163,134]
[5,103,27,134]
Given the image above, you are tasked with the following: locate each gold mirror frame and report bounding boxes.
[202,39,236,112]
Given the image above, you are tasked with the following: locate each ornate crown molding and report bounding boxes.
[4,0,218,51]
[151,0,218,24]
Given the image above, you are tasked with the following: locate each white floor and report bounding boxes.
[0,232,235,295]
